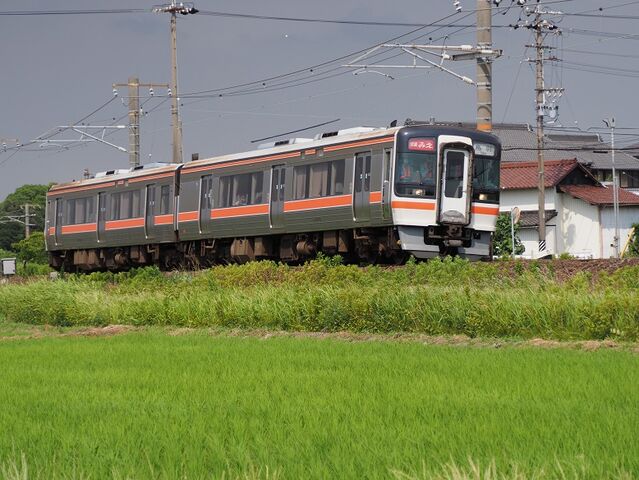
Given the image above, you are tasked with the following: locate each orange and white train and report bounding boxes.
[45,122,501,271]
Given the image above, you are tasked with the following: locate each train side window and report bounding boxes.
[331,160,345,195]
[309,163,330,198]
[65,199,76,225]
[131,190,141,218]
[251,172,264,204]
[86,197,95,223]
[232,174,251,206]
[160,185,171,214]
[110,193,121,221]
[293,166,308,200]
[119,191,131,220]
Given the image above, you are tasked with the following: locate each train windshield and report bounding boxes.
[395,152,436,198]
[473,156,500,202]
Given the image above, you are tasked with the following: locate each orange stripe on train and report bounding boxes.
[105,218,145,230]
[284,194,351,212]
[471,205,499,216]
[211,204,269,219]
[61,223,97,234]
[178,211,198,222]
[154,214,174,225]
[391,200,436,211]
[369,191,382,203]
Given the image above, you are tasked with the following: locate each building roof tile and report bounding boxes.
[500,158,582,190]
[559,185,639,206]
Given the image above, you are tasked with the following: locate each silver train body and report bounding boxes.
[45,124,501,271]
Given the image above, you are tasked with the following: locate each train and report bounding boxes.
[45,122,501,271]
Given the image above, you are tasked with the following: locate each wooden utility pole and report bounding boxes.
[113,78,169,168]
[476,0,493,132]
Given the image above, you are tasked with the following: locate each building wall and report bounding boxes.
[518,226,557,259]
[559,193,601,258]
[600,207,639,258]
[500,188,556,211]
[500,188,557,258]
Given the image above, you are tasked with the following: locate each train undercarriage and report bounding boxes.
[49,227,414,272]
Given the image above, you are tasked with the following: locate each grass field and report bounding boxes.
[1,257,638,341]
[1,326,637,479]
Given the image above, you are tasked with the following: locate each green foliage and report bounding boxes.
[0,248,15,259]
[493,213,525,257]
[11,232,47,264]
[0,333,636,478]
[1,259,638,340]
[623,223,639,257]
[0,184,49,250]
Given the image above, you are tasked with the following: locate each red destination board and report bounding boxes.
[408,138,436,152]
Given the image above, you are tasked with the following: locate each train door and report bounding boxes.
[97,192,107,243]
[54,198,63,245]
[270,165,286,228]
[439,149,471,225]
[353,151,371,221]
[144,184,156,239]
[382,148,392,220]
[199,175,213,234]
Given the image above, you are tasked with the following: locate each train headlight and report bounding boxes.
[474,143,496,157]
[479,193,488,201]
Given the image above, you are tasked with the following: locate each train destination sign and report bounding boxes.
[408,138,436,152]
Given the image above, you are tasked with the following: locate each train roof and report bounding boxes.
[48,123,500,195]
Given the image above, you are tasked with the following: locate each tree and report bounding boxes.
[12,231,48,264]
[0,184,50,250]
[623,223,639,258]
[493,213,525,257]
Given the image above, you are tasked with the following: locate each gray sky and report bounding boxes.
[2,0,639,200]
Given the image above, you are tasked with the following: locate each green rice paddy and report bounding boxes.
[0,328,637,479]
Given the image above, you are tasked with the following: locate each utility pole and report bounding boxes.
[153,1,198,164]
[24,204,31,238]
[113,78,169,168]
[517,4,563,257]
[476,0,492,132]
[1,204,37,238]
[534,16,546,255]
[603,117,619,258]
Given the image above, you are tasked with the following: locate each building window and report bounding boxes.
[218,172,265,208]
[620,171,639,188]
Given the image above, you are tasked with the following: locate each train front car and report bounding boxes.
[391,126,501,260]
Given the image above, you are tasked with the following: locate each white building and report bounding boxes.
[500,159,639,259]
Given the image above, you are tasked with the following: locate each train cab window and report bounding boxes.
[473,155,500,203]
[395,152,436,198]
[160,185,171,215]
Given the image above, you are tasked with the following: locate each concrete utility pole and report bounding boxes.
[603,117,620,258]
[1,204,37,238]
[153,1,198,164]
[518,4,563,257]
[476,0,493,132]
[24,203,31,238]
[534,15,546,254]
[113,78,169,168]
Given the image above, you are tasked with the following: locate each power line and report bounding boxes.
[0,9,148,16]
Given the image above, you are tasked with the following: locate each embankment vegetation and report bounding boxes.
[1,257,638,341]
